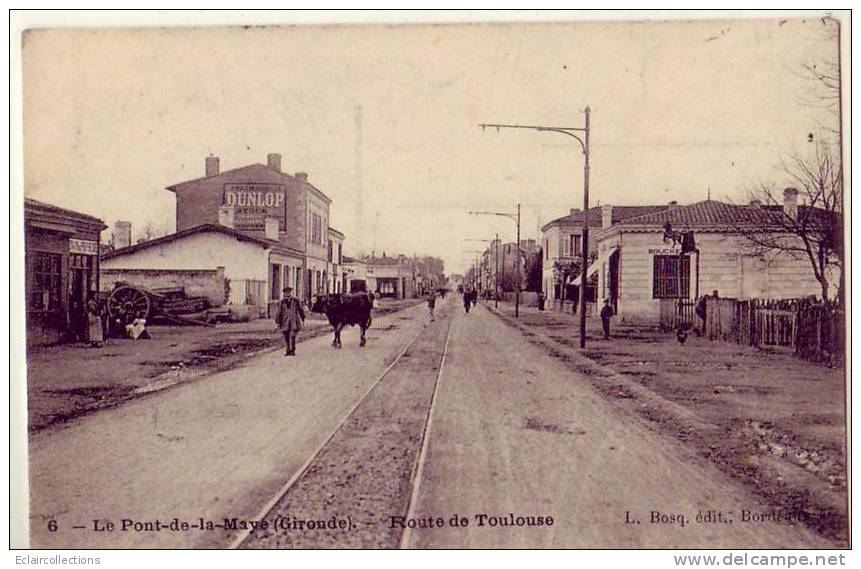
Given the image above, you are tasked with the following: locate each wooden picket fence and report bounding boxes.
[700,296,843,363]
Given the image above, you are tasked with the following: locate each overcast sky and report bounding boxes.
[21,15,838,275]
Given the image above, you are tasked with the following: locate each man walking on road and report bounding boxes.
[463,290,472,314]
[275,285,305,356]
[427,290,437,322]
[600,298,614,340]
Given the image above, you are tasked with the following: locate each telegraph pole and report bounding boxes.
[516,203,521,318]
[479,107,591,345]
[580,107,590,348]
[495,232,499,308]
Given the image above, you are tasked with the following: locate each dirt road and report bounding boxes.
[29,296,835,548]
[402,303,832,548]
[28,302,429,548]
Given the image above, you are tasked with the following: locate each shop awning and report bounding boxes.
[571,245,618,286]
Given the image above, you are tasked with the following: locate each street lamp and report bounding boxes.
[479,107,591,347]
[469,205,521,318]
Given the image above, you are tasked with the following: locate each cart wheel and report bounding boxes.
[107,286,152,321]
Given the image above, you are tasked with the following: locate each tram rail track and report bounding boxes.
[231,301,455,549]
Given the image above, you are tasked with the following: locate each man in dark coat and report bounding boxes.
[463,289,472,314]
[427,290,437,322]
[600,299,614,340]
[275,285,305,356]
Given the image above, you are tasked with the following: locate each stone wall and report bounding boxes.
[100,267,227,306]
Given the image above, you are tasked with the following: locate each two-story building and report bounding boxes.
[541,205,667,309]
[102,153,345,316]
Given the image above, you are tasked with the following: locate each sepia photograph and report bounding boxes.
[10,9,850,555]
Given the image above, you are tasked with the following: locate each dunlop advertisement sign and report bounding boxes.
[223,183,286,231]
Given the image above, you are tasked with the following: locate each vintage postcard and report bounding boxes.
[10,10,850,555]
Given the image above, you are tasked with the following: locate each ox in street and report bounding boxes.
[311,292,374,348]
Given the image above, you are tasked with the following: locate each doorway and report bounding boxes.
[68,254,93,341]
[608,249,620,313]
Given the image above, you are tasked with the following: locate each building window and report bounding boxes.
[652,255,691,299]
[270,263,281,300]
[544,239,549,260]
[328,240,333,262]
[309,212,325,245]
[572,235,582,257]
[338,243,342,264]
[29,252,62,311]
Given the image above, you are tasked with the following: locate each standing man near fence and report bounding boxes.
[275,285,305,356]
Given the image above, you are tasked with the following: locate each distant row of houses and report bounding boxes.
[24,153,442,346]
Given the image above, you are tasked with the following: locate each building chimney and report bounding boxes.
[205,155,220,177]
[218,205,235,229]
[601,204,613,229]
[668,200,678,207]
[267,153,281,173]
[570,208,577,217]
[783,187,799,220]
[295,171,308,183]
[749,198,762,208]
[264,216,280,240]
[113,221,131,249]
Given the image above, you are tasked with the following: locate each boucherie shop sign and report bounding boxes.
[223,183,286,230]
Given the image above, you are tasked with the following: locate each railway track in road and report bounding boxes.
[233,300,456,549]
[398,312,453,549]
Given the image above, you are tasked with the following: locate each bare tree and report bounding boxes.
[796,18,841,138]
[738,19,843,304]
[739,141,842,304]
[135,221,167,244]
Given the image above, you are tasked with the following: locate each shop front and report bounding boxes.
[25,199,106,346]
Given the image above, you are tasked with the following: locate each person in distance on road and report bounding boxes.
[275,285,305,356]
[463,289,472,314]
[427,290,437,322]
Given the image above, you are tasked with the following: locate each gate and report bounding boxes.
[659,298,697,332]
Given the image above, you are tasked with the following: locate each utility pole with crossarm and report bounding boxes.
[479,107,591,346]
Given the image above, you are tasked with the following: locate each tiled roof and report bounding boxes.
[543,205,669,230]
[102,223,304,260]
[25,198,106,227]
[617,200,836,228]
